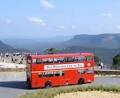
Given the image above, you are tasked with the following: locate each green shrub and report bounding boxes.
[18,85,120,98]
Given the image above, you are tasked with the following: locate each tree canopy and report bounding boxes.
[113,54,120,65]
[112,54,120,69]
[94,55,100,65]
[44,48,57,54]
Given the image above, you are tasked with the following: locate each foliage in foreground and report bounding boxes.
[18,85,120,98]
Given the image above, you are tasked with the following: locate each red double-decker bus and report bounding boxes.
[26,52,94,88]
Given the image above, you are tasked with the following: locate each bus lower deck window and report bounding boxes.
[38,71,64,77]
[54,72,60,76]
[78,69,85,74]
[87,68,93,74]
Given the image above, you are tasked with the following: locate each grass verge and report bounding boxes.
[18,85,120,98]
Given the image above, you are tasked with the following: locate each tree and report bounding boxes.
[44,48,57,54]
[94,55,100,65]
[112,54,120,69]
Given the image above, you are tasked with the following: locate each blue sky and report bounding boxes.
[0,0,120,38]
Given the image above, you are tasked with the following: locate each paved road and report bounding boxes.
[0,72,28,98]
[0,72,120,98]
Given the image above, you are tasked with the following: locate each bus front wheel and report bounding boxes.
[78,78,85,84]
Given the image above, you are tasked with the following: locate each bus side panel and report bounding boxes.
[84,61,94,83]
[84,72,94,83]
[31,64,44,71]
[64,70,78,85]
[31,73,45,88]
[43,77,60,87]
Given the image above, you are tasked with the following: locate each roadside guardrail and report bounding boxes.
[95,69,120,75]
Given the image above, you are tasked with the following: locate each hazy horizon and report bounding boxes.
[1,32,120,40]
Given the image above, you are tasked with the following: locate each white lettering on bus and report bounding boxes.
[44,63,84,70]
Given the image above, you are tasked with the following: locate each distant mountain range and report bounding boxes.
[2,36,72,53]
[0,40,29,53]
[3,33,120,52]
[64,34,120,49]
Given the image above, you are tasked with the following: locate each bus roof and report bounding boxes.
[28,53,94,59]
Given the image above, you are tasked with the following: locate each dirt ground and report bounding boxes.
[54,91,120,98]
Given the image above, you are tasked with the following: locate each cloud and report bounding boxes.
[40,0,54,9]
[27,17,46,26]
[5,19,12,25]
[71,25,76,29]
[56,25,76,30]
[117,25,120,30]
[57,25,65,29]
[101,12,112,17]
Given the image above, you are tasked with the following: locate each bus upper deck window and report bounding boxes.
[48,58,54,63]
[42,58,48,63]
[86,56,93,61]
[75,56,84,62]
[32,59,36,64]
[91,57,94,61]
[54,58,64,63]
[64,57,74,62]
[36,59,42,64]
[42,58,54,64]
[79,56,85,62]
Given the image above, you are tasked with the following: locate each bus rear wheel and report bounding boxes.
[45,81,52,88]
[78,78,85,84]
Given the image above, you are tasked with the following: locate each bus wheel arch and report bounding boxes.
[45,81,52,88]
[78,78,85,84]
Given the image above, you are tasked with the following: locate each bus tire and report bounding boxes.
[78,78,85,84]
[45,81,52,88]
[26,78,32,89]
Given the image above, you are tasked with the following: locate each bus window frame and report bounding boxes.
[85,56,94,62]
